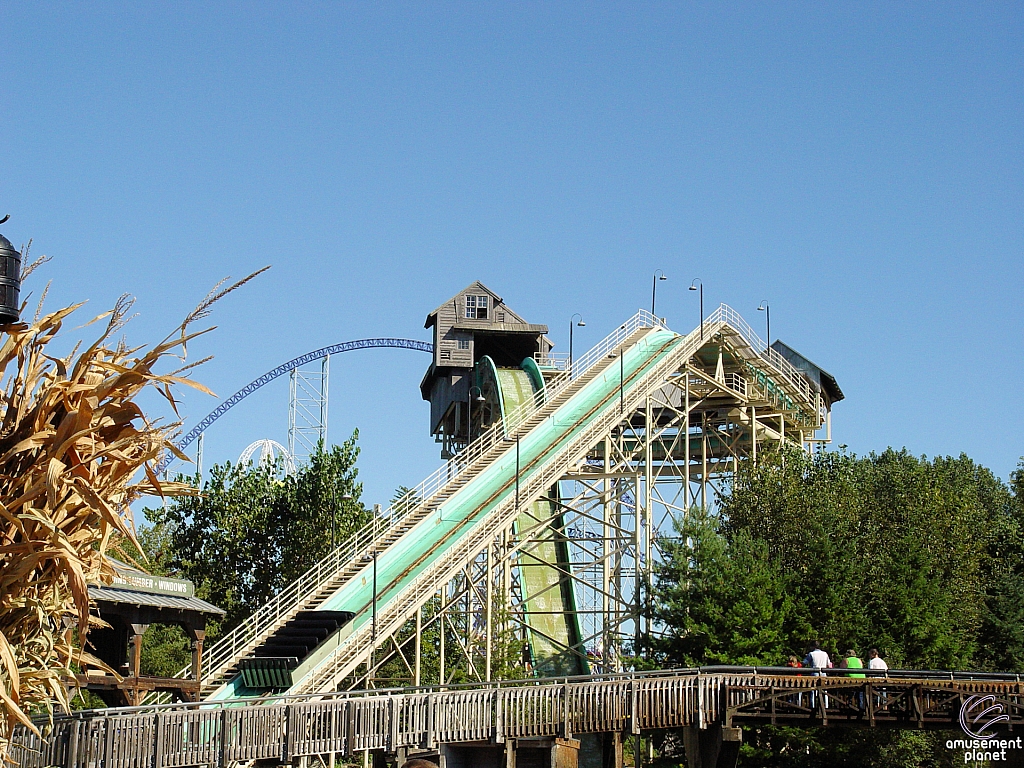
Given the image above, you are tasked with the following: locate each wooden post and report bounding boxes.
[129,624,147,679]
[190,629,206,681]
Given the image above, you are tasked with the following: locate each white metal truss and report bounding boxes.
[288,354,330,465]
[350,323,830,690]
[186,307,832,704]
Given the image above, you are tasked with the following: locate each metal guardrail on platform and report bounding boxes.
[13,667,1024,767]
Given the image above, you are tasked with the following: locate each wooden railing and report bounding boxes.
[11,667,1024,767]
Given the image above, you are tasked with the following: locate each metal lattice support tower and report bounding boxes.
[183,307,835,704]
[288,354,329,465]
[356,313,830,687]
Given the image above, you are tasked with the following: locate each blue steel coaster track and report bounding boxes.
[156,338,433,475]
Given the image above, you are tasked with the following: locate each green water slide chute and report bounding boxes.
[477,355,588,677]
[207,326,681,703]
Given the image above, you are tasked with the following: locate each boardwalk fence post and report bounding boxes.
[697,673,705,730]
[425,693,435,749]
[286,702,297,762]
[218,708,229,768]
[562,683,572,739]
[346,700,358,757]
[150,714,163,768]
[389,696,400,753]
[495,687,505,743]
[630,676,640,735]
[65,718,80,768]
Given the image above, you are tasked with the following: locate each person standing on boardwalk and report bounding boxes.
[867,648,888,670]
[786,655,805,707]
[803,640,832,711]
[844,650,865,678]
[845,649,866,709]
[803,640,832,670]
[867,648,888,709]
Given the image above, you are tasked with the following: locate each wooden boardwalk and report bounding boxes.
[11,667,1024,767]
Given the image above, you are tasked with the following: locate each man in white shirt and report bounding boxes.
[803,640,832,670]
[867,648,889,709]
[803,640,832,711]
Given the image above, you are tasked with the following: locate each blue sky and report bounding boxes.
[2,3,1021,508]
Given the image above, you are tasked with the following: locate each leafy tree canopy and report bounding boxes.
[651,447,1024,767]
[145,433,369,633]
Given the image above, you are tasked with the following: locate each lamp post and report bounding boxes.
[757,301,771,353]
[371,503,381,646]
[468,386,486,444]
[0,218,23,325]
[689,279,703,341]
[569,314,585,373]
[651,270,668,317]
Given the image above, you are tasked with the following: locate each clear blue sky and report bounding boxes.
[3,3,1021,507]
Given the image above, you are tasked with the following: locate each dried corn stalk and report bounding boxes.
[0,266,267,758]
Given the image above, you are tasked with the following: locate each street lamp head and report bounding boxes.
[758,301,768,312]
[577,320,586,327]
[341,494,353,501]
[689,278,701,291]
[659,274,668,281]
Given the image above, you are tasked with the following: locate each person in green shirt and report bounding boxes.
[844,649,866,678]
[845,649,866,711]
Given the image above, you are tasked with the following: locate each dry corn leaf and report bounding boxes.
[0,265,268,760]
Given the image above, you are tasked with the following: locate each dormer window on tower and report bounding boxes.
[465,294,489,320]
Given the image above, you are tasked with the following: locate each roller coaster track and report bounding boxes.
[155,338,433,475]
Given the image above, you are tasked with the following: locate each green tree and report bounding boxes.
[718,447,1006,669]
[275,435,369,584]
[652,446,1021,766]
[653,506,805,667]
[147,433,368,632]
[977,458,1024,670]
